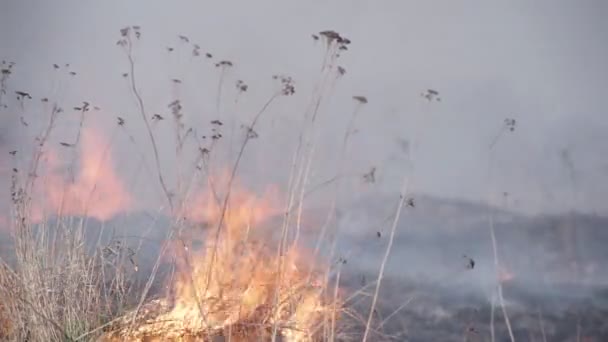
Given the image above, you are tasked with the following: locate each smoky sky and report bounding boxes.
[1,0,607,215]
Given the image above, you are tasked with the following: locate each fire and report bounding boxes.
[31,127,132,221]
[8,123,340,340]
[107,184,338,341]
[170,185,331,340]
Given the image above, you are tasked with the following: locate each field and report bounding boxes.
[0,21,607,342]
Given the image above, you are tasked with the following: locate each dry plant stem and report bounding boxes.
[300,83,342,272]
[319,104,362,268]
[576,317,581,342]
[290,125,320,249]
[329,262,344,342]
[124,35,174,211]
[362,173,411,342]
[272,70,335,340]
[202,91,279,306]
[316,104,363,339]
[361,98,432,342]
[487,132,515,342]
[281,132,310,250]
[25,104,60,195]
[279,45,336,247]
[82,130,118,219]
[292,136,317,246]
[377,295,416,330]
[128,207,174,333]
[0,68,11,107]
[273,123,325,342]
[490,274,496,342]
[16,295,73,341]
[216,67,227,116]
[490,211,515,342]
[538,308,547,342]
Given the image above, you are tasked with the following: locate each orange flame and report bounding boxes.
[31,127,132,221]
[153,183,333,341]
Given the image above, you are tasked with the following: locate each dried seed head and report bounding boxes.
[215,60,233,68]
[353,96,368,104]
[421,89,440,102]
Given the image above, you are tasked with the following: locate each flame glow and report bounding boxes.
[9,124,339,340]
[31,127,132,221]
[113,184,337,341]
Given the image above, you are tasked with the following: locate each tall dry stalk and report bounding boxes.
[486,119,516,342]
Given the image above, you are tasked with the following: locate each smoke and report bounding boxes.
[1,1,607,339]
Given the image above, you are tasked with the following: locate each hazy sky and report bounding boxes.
[1,0,607,215]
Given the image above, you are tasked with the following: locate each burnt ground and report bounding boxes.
[326,195,608,341]
[337,274,608,342]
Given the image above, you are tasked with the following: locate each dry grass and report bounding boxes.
[0,28,369,342]
[0,263,16,340]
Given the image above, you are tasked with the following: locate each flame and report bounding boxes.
[31,127,132,221]
[8,124,340,340]
[115,183,337,341]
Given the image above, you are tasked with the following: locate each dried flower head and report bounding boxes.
[273,74,296,96]
[319,30,341,42]
[405,197,415,208]
[353,95,368,104]
[215,60,233,68]
[363,167,376,183]
[236,79,248,93]
[421,89,441,102]
[15,91,32,100]
[318,30,352,52]
[504,118,516,132]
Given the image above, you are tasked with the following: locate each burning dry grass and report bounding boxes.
[1,185,342,341]
[1,172,343,341]
[0,118,345,341]
[102,187,339,341]
[0,27,365,341]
